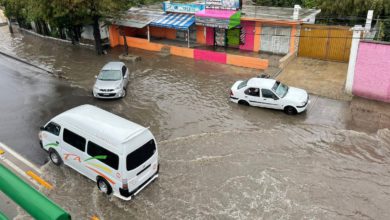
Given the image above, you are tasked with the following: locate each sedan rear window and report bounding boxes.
[126,140,156,171]
[237,80,248,89]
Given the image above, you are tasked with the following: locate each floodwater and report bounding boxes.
[1,26,390,219]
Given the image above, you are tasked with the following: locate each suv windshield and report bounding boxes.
[238,80,248,89]
[126,140,156,171]
[98,70,122,81]
[272,81,289,98]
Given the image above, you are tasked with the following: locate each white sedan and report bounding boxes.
[230,77,309,115]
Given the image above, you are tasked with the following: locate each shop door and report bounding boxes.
[215,28,226,47]
[261,26,291,54]
[227,28,240,47]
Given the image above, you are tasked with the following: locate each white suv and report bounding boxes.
[93,62,129,99]
[230,77,309,115]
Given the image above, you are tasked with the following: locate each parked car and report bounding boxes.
[39,104,159,200]
[93,62,129,99]
[230,77,309,115]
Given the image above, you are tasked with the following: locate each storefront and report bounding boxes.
[195,0,242,48]
[150,13,196,47]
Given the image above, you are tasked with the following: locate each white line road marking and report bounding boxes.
[0,142,42,174]
[0,156,40,188]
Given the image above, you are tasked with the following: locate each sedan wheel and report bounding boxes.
[284,106,297,115]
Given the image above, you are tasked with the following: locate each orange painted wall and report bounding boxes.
[253,22,261,52]
[118,36,164,52]
[150,26,177,40]
[196,26,206,44]
[290,25,297,53]
[109,25,120,47]
[170,46,194,58]
[227,54,269,70]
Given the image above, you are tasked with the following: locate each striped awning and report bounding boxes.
[150,13,195,30]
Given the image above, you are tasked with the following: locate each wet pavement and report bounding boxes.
[1,26,390,219]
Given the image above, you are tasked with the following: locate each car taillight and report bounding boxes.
[122,179,128,190]
[230,90,233,96]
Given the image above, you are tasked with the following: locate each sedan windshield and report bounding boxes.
[272,81,289,98]
[98,70,122,81]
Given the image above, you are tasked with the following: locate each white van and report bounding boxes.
[39,104,159,200]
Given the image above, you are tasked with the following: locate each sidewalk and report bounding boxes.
[277,57,352,101]
[0,143,49,220]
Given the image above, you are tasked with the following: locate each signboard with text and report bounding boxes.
[163,2,205,14]
[205,0,241,10]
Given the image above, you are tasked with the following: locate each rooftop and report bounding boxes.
[112,7,165,28]
[241,5,321,22]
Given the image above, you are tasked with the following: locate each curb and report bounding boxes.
[18,27,95,50]
[0,51,53,74]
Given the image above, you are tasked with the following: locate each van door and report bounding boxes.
[62,128,88,175]
[40,122,62,152]
[124,139,158,193]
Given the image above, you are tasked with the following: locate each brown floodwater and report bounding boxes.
[1,26,390,219]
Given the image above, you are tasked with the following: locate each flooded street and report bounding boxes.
[1,26,390,219]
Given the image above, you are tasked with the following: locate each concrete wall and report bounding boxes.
[352,41,390,102]
[108,25,269,70]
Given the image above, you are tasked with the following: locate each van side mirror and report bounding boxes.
[94,75,97,79]
[39,126,45,131]
[273,95,279,100]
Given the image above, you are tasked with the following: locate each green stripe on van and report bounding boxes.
[84,155,107,162]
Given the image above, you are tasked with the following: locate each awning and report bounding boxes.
[150,13,195,30]
[112,8,165,29]
[195,9,241,29]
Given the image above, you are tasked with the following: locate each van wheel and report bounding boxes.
[97,177,112,195]
[238,100,249,106]
[49,149,62,166]
[284,106,297,115]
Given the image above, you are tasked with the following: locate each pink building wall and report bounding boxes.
[353,41,390,102]
[194,49,227,64]
[206,27,214,46]
[239,21,255,51]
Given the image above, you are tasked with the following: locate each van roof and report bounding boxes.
[52,105,147,147]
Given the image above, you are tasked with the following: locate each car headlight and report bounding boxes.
[115,85,121,90]
[93,85,99,90]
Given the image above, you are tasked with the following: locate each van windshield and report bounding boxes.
[126,140,156,171]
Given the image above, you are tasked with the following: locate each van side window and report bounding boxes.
[44,122,61,136]
[126,140,156,171]
[63,129,86,152]
[87,142,119,170]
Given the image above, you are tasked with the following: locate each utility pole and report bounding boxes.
[7,18,13,34]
